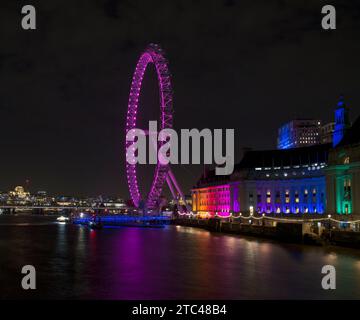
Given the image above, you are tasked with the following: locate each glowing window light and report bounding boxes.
[285,190,290,203]
[266,190,271,204]
[249,206,254,215]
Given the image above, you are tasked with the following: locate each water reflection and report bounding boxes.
[0,215,360,299]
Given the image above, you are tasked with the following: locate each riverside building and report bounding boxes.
[192,96,359,219]
[192,144,329,217]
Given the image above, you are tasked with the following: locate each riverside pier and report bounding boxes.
[174,214,360,248]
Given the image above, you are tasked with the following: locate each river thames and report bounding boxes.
[0,215,360,299]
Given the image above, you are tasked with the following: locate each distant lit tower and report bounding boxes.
[333,95,351,147]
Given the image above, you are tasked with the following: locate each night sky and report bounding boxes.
[0,0,359,198]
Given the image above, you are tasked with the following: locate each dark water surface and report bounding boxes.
[0,215,360,299]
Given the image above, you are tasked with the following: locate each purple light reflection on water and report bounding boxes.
[1,215,360,299]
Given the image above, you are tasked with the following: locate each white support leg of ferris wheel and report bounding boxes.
[167,167,192,213]
[165,171,184,213]
[165,175,177,200]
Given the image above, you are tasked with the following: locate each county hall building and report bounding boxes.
[191,97,360,219]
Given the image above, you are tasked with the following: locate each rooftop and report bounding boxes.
[235,143,331,169]
[195,143,332,187]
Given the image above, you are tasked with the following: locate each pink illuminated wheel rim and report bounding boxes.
[125,43,173,209]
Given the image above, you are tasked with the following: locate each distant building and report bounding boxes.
[33,191,53,206]
[56,196,76,207]
[320,122,335,144]
[9,186,29,198]
[169,195,192,208]
[277,119,321,149]
[102,198,126,208]
[8,186,31,205]
[277,96,351,149]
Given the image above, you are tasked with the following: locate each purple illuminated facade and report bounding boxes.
[125,44,173,209]
[192,184,240,217]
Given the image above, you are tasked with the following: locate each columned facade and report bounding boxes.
[326,143,360,217]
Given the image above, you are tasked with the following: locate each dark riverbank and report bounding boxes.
[172,218,360,249]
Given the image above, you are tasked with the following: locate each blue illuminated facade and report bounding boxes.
[245,176,326,215]
[277,122,293,149]
[333,95,351,147]
[234,144,329,215]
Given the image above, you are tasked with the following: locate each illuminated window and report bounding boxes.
[285,190,290,203]
[295,207,299,213]
[276,207,281,214]
[295,191,299,203]
[266,190,271,204]
[285,206,290,213]
[344,179,351,201]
